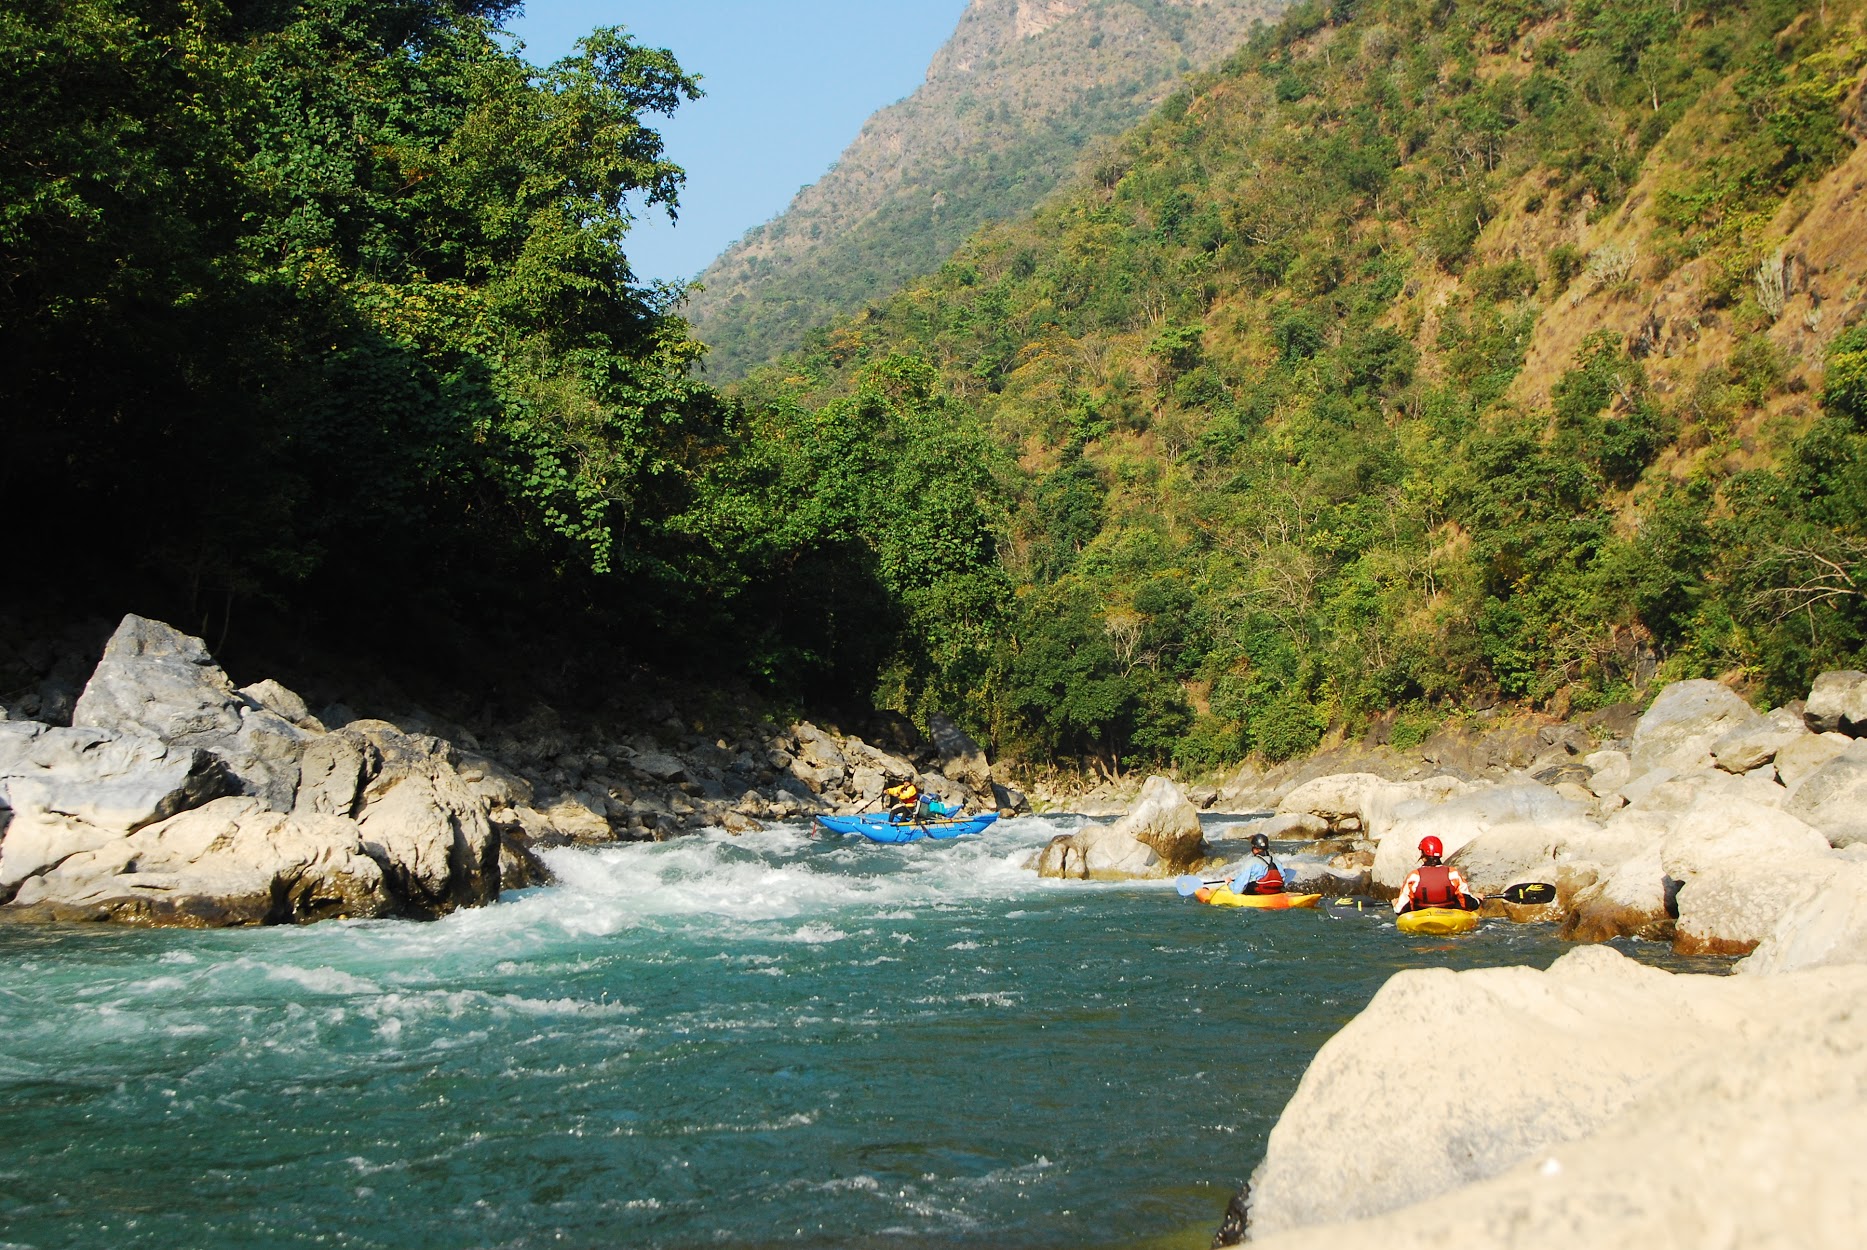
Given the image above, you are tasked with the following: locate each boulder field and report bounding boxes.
[1209,673,1867,962]
[1199,672,1867,1248]
[0,615,1026,927]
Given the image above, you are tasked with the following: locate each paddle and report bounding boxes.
[1183,879,1559,905]
[1493,881,1558,905]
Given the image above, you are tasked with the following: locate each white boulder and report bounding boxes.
[0,724,227,840]
[1740,857,1867,975]
[1243,947,1867,1249]
[929,712,994,794]
[238,678,322,730]
[1620,764,1786,812]
[71,615,309,810]
[71,614,244,745]
[1560,841,1673,943]
[1033,775,1204,880]
[1710,705,1807,773]
[1372,782,1602,893]
[6,796,392,925]
[1659,796,1838,955]
[1629,680,1759,775]
[1276,773,1391,824]
[1804,669,1867,735]
[1776,731,1855,790]
[1784,740,1867,847]
[1582,748,1631,798]
[1254,812,1330,840]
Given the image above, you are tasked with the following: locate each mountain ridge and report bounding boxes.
[683,0,1287,378]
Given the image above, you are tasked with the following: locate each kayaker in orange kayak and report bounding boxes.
[1394,835,1481,914]
[1229,832,1286,896]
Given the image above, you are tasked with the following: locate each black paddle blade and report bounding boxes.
[1498,882,1557,905]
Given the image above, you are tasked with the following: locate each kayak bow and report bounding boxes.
[1194,886,1323,909]
[1396,906,1481,935]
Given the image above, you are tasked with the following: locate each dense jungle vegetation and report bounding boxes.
[0,0,1004,714]
[5,0,1866,777]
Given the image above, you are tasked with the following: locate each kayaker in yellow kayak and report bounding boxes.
[1393,835,1481,914]
[1229,832,1287,896]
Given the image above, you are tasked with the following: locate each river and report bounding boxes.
[0,816,1724,1249]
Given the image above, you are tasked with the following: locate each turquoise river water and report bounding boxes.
[0,816,1723,1250]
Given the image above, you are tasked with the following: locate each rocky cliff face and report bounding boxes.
[684,0,1284,377]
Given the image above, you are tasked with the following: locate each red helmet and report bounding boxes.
[1418,835,1444,858]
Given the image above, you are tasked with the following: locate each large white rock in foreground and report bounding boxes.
[1242,947,1867,1249]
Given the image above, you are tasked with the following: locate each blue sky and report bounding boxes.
[506,2,971,286]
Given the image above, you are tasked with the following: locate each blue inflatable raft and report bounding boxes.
[812,813,999,844]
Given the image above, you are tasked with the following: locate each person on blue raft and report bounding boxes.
[883,780,924,823]
[1230,832,1286,895]
[883,779,963,823]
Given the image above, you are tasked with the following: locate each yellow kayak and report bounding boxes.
[1195,887,1323,910]
[1397,907,1481,935]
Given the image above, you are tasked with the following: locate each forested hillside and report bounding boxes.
[739,0,1867,773]
[685,0,1286,378]
[0,0,1007,718]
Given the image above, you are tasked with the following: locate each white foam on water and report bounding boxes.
[813,1175,882,1194]
[267,964,383,996]
[446,818,1071,947]
[777,923,850,945]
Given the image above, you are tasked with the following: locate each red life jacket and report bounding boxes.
[1414,864,1458,906]
[1247,862,1285,895]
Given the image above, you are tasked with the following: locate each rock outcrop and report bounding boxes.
[1804,669,1867,735]
[1740,855,1867,975]
[929,712,994,799]
[1033,775,1206,879]
[5,797,395,926]
[1784,740,1867,847]
[1627,679,1760,775]
[0,615,1029,925]
[71,614,312,811]
[1230,669,1867,958]
[1,617,503,925]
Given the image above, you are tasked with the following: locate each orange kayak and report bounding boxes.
[1194,887,1323,909]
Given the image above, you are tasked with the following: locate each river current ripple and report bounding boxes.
[0,816,1720,1249]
